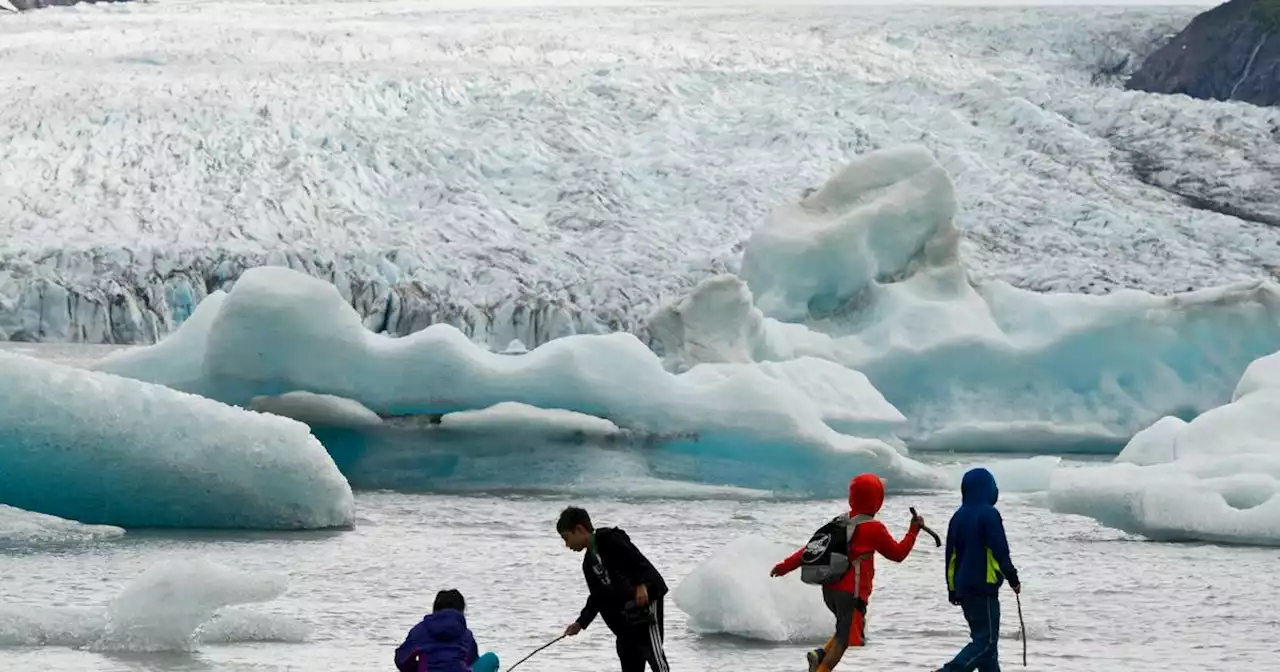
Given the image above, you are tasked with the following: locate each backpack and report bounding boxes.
[799,513,874,585]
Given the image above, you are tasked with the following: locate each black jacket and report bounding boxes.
[575,527,668,634]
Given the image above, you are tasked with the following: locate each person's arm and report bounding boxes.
[394,634,419,672]
[600,531,667,600]
[945,516,958,604]
[864,519,920,563]
[770,547,805,576]
[576,593,599,629]
[467,631,479,664]
[984,508,1019,589]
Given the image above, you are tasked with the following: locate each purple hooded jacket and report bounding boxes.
[394,609,479,672]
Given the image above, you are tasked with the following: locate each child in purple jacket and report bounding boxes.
[395,589,500,672]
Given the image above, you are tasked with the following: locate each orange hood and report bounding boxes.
[848,473,885,516]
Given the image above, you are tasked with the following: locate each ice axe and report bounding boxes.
[909,507,941,547]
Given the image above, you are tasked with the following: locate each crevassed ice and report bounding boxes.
[649,145,1280,452]
[1,5,1277,348]
[92,266,947,493]
[1048,351,1280,546]
[0,350,355,530]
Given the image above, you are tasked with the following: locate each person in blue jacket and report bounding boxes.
[936,467,1021,672]
[395,589,500,672]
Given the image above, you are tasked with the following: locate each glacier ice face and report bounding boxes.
[1,5,1278,349]
[649,144,1280,452]
[673,536,831,643]
[0,505,124,547]
[94,266,947,492]
[0,350,355,530]
[1047,350,1280,546]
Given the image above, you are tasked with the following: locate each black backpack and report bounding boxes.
[799,513,873,585]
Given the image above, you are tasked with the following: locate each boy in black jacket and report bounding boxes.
[558,506,670,672]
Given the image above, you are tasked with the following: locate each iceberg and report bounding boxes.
[93,266,947,494]
[0,559,308,651]
[649,145,1280,453]
[0,505,124,547]
[1048,350,1280,546]
[673,536,832,643]
[0,350,355,530]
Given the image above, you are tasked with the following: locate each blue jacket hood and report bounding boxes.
[961,467,998,505]
[418,609,467,642]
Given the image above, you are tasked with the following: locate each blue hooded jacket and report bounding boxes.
[394,609,478,672]
[945,467,1019,600]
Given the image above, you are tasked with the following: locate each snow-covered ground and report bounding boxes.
[2,0,1278,347]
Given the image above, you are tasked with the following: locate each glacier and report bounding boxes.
[0,350,355,530]
[1048,349,1280,546]
[649,145,1280,451]
[93,265,946,493]
[2,4,1279,348]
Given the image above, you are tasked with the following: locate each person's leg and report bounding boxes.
[473,651,500,672]
[810,588,842,671]
[816,592,863,671]
[617,633,647,672]
[636,599,670,672]
[974,596,1001,672]
[941,594,1001,672]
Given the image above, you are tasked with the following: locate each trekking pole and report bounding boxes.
[1016,591,1027,667]
[507,633,567,671]
[909,507,941,547]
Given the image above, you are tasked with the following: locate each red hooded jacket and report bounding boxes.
[773,474,920,600]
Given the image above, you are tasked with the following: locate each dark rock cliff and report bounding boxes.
[1126,0,1279,107]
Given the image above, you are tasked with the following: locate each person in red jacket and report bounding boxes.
[770,473,924,672]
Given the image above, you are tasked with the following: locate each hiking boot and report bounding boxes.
[806,647,825,672]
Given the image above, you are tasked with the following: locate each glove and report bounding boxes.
[948,590,959,606]
[769,563,787,577]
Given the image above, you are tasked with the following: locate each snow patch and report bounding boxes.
[0,350,355,530]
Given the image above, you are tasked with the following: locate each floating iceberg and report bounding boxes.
[94,266,947,493]
[0,559,308,651]
[0,350,355,530]
[673,536,831,643]
[1048,350,1280,546]
[0,505,124,547]
[649,145,1280,453]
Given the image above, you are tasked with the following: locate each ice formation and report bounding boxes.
[673,536,832,642]
[649,145,1280,451]
[0,350,355,530]
[2,5,1278,349]
[0,505,124,547]
[1048,350,1280,546]
[0,559,308,651]
[94,266,947,493]
[248,390,384,429]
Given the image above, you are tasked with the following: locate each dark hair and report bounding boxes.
[433,589,465,613]
[556,506,593,533]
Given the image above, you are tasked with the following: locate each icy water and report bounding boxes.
[2,491,1279,672]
